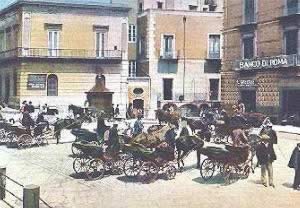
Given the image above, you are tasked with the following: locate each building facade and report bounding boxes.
[135,0,223,118]
[0,0,130,114]
[222,0,300,120]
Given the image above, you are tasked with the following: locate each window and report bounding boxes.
[242,34,255,59]
[139,3,143,13]
[0,31,5,51]
[128,24,136,43]
[47,74,58,96]
[96,32,106,57]
[5,75,10,103]
[129,61,137,77]
[163,79,173,100]
[162,35,175,57]
[285,30,298,55]
[6,28,11,50]
[208,34,220,59]
[189,5,198,11]
[244,0,256,23]
[157,2,163,9]
[48,30,59,56]
[287,0,298,15]
[204,0,217,11]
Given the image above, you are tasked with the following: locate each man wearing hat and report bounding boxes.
[288,143,300,190]
[256,134,277,187]
[261,123,277,146]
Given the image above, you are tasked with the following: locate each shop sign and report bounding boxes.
[236,79,257,88]
[27,74,46,90]
[236,55,295,71]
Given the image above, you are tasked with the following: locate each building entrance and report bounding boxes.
[240,90,256,112]
[281,90,300,115]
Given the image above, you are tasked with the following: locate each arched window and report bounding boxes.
[47,74,58,96]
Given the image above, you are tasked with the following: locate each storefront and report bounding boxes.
[236,79,257,112]
[231,54,300,120]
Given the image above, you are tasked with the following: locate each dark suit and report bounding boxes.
[288,146,300,189]
[256,142,277,186]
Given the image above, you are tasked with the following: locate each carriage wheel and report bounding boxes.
[123,157,142,178]
[242,165,251,179]
[165,165,176,180]
[200,159,215,181]
[73,157,91,174]
[223,164,238,185]
[71,143,83,155]
[6,132,18,147]
[35,135,44,146]
[111,160,124,175]
[138,161,159,183]
[0,129,7,143]
[85,159,105,180]
[18,134,33,149]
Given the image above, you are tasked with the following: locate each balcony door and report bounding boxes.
[163,35,174,57]
[96,32,105,58]
[48,31,59,57]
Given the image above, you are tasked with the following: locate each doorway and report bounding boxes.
[163,78,173,100]
[240,90,256,112]
[281,90,300,115]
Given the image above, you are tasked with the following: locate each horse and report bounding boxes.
[131,125,171,148]
[155,109,180,125]
[176,135,205,170]
[54,118,83,143]
[68,104,92,123]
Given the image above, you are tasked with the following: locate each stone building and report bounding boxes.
[222,0,300,120]
[135,0,223,118]
[0,0,130,115]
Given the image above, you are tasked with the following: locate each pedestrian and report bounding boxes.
[28,101,35,113]
[115,104,120,117]
[237,99,246,114]
[256,134,277,188]
[179,119,190,137]
[20,100,27,113]
[260,123,277,146]
[133,115,144,137]
[288,143,300,190]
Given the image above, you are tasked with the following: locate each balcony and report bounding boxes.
[234,54,299,71]
[207,51,221,60]
[160,50,178,60]
[0,47,123,62]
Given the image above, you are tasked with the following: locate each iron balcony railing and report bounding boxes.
[284,2,300,16]
[160,50,178,60]
[0,47,123,60]
[208,51,221,59]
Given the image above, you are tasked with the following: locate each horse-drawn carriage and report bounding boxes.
[5,122,50,148]
[122,142,177,183]
[199,143,253,184]
[72,142,128,180]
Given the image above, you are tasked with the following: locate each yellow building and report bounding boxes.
[0,0,130,114]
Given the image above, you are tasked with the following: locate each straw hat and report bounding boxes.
[260,134,270,141]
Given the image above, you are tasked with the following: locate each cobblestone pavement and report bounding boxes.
[0,131,300,208]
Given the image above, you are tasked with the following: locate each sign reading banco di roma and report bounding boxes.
[236,55,295,71]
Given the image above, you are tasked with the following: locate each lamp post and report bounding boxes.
[183,16,186,101]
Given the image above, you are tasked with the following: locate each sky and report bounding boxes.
[0,0,128,10]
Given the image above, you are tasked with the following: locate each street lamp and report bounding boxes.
[182,16,187,101]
